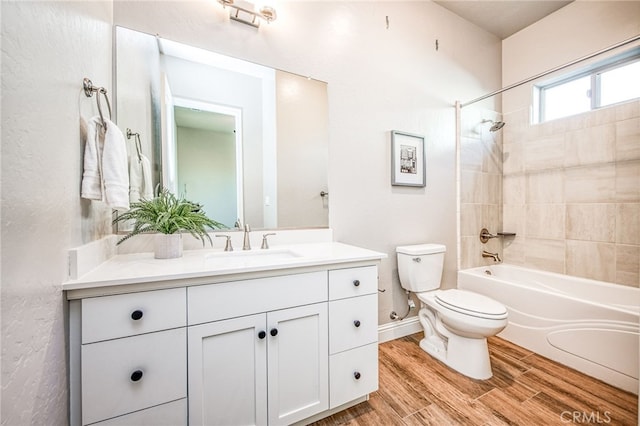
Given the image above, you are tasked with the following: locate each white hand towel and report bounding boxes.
[81,116,104,200]
[102,119,130,210]
[129,153,154,202]
[128,154,143,203]
[140,154,154,200]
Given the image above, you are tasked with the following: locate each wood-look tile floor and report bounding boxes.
[312,333,638,425]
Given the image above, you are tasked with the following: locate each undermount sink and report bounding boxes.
[205,249,301,267]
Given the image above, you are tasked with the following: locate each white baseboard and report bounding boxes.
[377,317,422,344]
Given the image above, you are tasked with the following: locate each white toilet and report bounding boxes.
[396,243,508,380]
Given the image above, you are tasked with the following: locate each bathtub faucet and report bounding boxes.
[482,250,501,262]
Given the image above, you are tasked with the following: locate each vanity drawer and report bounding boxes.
[89,398,187,426]
[82,288,186,344]
[188,271,327,325]
[329,266,378,300]
[329,343,378,409]
[329,294,378,354]
[81,328,187,425]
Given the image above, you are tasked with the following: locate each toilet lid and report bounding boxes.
[435,289,507,319]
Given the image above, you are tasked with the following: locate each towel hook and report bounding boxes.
[126,128,143,162]
[83,78,111,129]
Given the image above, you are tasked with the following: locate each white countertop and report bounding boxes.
[63,242,386,293]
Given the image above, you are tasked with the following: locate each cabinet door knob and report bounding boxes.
[353,320,361,328]
[131,310,143,321]
[130,370,144,382]
[354,371,361,380]
[353,279,360,287]
[270,328,278,337]
[258,331,266,339]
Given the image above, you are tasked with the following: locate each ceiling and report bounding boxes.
[433,0,574,39]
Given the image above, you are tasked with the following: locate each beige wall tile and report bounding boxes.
[482,204,502,236]
[460,236,482,269]
[564,124,615,167]
[616,244,639,287]
[527,170,564,204]
[616,203,640,245]
[503,175,525,205]
[565,203,616,242]
[615,99,640,122]
[503,142,523,176]
[616,160,640,203]
[460,203,482,237]
[565,164,616,203]
[482,173,502,205]
[482,138,503,174]
[460,171,482,204]
[526,204,565,239]
[525,238,565,273]
[460,136,483,171]
[616,117,640,161]
[566,240,616,283]
[503,204,525,237]
[524,136,565,171]
[502,238,525,265]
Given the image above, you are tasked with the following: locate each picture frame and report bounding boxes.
[391,130,426,187]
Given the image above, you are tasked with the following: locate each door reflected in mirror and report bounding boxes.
[115,26,329,230]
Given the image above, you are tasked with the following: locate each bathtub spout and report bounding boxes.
[482,250,501,262]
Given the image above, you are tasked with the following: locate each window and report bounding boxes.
[535,50,640,123]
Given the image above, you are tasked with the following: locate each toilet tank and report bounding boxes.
[396,244,446,293]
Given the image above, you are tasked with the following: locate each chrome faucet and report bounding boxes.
[261,233,276,249]
[243,224,251,250]
[215,235,233,252]
[482,250,501,262]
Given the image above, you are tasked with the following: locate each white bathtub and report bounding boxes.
[458,264,639,394]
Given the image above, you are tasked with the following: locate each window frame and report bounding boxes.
[535,48,640,123]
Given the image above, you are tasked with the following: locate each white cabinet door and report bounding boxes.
[267,303,328,426]
[188,314,268,426]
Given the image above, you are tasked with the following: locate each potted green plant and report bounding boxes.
[113,188,226,259]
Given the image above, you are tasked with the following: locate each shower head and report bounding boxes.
[482,119,506,132]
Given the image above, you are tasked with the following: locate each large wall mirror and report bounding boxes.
[114,26,329,230]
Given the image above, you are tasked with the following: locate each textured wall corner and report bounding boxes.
[1,1,113,424]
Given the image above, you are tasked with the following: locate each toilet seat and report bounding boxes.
[435,289,507,320]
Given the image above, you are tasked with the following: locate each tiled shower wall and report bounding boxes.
[459,107,503,269]
[459,100,640,287]
[502,100,639,287]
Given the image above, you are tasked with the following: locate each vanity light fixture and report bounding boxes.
[217,0,277,28]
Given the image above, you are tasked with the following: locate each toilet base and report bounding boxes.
[419,333,493,380]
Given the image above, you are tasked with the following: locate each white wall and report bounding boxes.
[114,0,501,324]
[1,1,113,424]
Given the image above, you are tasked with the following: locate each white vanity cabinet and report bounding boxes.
[187,272,329,426]
[67,248,383,426]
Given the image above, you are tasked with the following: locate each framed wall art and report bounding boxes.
[391,130,426,187]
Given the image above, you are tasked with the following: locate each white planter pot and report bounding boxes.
[154,233,183,259]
